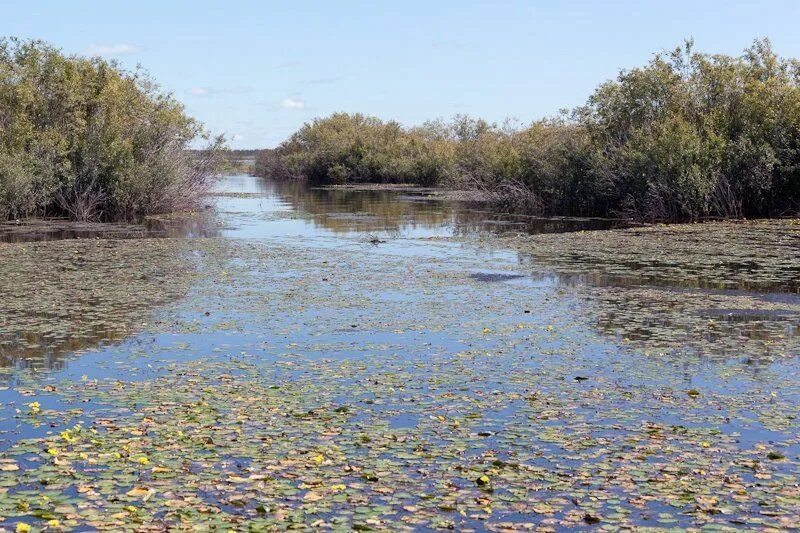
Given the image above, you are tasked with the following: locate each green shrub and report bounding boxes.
[256,39,800,222]
[0,38,223,221]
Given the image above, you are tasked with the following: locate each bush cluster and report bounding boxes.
[0,38,223,221]
[257,40,800,221]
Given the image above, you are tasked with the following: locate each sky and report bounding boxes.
[4,1,800,148]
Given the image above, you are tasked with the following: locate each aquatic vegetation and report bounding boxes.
[502,219,800,358]
[576,284,800,359]
[508,219,800,293]
[0,238,197,368]
[0,177,799,529]
[0,38,223,222]
[3,351,799,530]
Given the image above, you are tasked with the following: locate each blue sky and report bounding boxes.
[5,1,800,148]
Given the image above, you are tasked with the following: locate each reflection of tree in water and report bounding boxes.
[267,179,627,236]
[453,213,628,237]
[267,180,454,233]
[0,238,196,370]
[0,325,120,372]
[582,284,800,360]
[512,262,800,362]
[0,212,221,244]
[506,219,800,360]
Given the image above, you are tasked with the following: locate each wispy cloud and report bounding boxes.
[302,76,344,86]
[187,86,252,97]
[280,97,306,110]
[86,43,141,58]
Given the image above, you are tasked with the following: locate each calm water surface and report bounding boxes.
[0,175,798,529]
[213,175,627,241]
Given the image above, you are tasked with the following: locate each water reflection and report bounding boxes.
[251,177,628,237]
[0,212,220,243]
[518,267,800,294]
[2,174,798,369]
[251,175,800,360]
[584,284,800,358]
[473,267,800,359]
[0,238,195,369]
[0,175,627,244]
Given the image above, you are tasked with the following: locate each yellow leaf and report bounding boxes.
[126,487,153,498]
[164,499,190,508]
[304,491,323,502]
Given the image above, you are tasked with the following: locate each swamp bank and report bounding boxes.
[256,39,800,223]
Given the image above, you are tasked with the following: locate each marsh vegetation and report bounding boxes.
[0,32,799,532]
[257,39,800,222]
[0,38,223,222]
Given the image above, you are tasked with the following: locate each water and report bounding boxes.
[0,175,798,530]
[212,175,627,241]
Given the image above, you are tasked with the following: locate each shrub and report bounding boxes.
[582,39,800,220]
[255,39,800,222]
[0,38,223,221]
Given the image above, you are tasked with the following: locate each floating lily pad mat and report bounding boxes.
[0,187,799,529]
[505,219,800,293]
[0,238,197,369]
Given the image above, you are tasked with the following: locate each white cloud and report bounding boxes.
[280,97,306,110]
[86,43,141,58]
[187,86,252,97]
[231,134,244,141]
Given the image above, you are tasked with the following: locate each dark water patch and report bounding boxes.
[469,272,526,283]
[0,238,198,368]
[0,212,221,244]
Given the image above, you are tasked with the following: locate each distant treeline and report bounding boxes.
[0,38,223,221]
[256,40,800,221]
[189,149,256,174]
